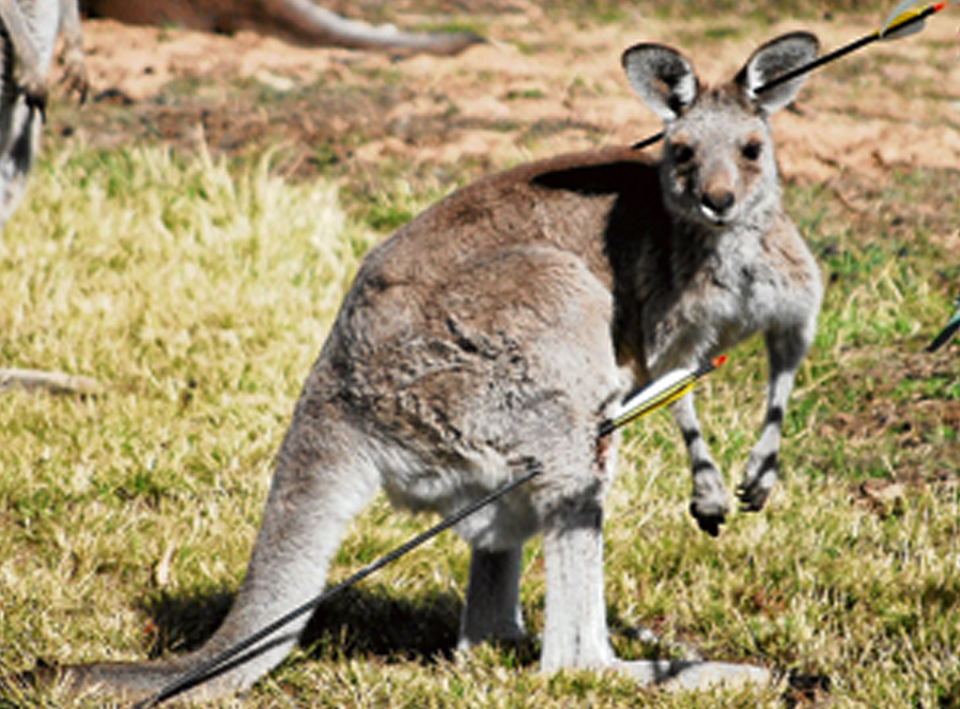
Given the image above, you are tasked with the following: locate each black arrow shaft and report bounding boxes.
[632,4,942,150]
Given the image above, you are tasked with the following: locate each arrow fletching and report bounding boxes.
[598,356,727,436]
[881,1,948,39]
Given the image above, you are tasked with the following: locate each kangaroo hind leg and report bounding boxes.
[458,545,526,651]
[48,412,381,701]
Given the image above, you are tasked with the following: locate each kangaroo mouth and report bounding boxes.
[698,205,738,227]
[697,192,739,226]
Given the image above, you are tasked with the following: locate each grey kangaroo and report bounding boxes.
[82,0,481,56]
[0,0,86,229]
[9,32,822,700]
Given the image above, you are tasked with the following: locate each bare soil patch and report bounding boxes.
[48,5,960,187]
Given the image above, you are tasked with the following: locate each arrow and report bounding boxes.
[632,2,948,150]
[598,356,727,436]
[926,293,960,352]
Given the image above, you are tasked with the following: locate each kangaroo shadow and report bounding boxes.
[136,583,534,668]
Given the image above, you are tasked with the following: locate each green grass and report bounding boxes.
[3,103,960,709]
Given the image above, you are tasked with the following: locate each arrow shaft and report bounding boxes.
[598,357,725,436]
[632,3,945,150]
[758,2,941,94]
[132,467,542,708]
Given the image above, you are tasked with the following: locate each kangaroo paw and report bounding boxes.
[690,466,730,536]
[737,453,778,512]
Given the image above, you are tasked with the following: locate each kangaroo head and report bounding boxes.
[622,32,818,229]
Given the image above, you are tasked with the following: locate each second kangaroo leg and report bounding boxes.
[58,0,88,101]
[737,327,812,512]
[458,545,526,650]
[0,0,50,101]
[670,392,730,537]
[0,99,41,227]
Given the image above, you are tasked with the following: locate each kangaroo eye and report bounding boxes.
[741,141,763,161]
[670,143,694,165]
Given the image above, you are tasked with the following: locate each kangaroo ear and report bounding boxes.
[736,31,819,116]
[621,43,698,121]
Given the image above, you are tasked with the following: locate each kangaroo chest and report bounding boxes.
[639,234,792,371]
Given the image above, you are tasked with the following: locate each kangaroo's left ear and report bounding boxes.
[736,31,819,116]
[621,42,698,121]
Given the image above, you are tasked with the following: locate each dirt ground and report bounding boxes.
[46,4,960,194]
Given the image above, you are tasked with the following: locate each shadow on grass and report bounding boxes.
[300,585,461,664]
[138,585,779,673]
[137,589,234,659]
[136,584,536,668]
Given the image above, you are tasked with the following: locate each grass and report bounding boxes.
[2,148,957,709]
[3,12,960,708]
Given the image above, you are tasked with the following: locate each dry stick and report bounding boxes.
[132,358,725,708]
[631,2,947,151]
[0,368,101,396]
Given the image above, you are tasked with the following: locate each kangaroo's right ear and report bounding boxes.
[736,32,819,116]
[621,43,698,121]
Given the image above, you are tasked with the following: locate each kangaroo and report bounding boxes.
[82,0,482,56]
[0,0,87,229]
[7,32,822,701]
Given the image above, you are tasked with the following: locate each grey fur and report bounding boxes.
[0,0,85,230]
[83,0,481,57]
[7,33,822,701]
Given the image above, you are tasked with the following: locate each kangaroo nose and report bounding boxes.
[701,191,735,217]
